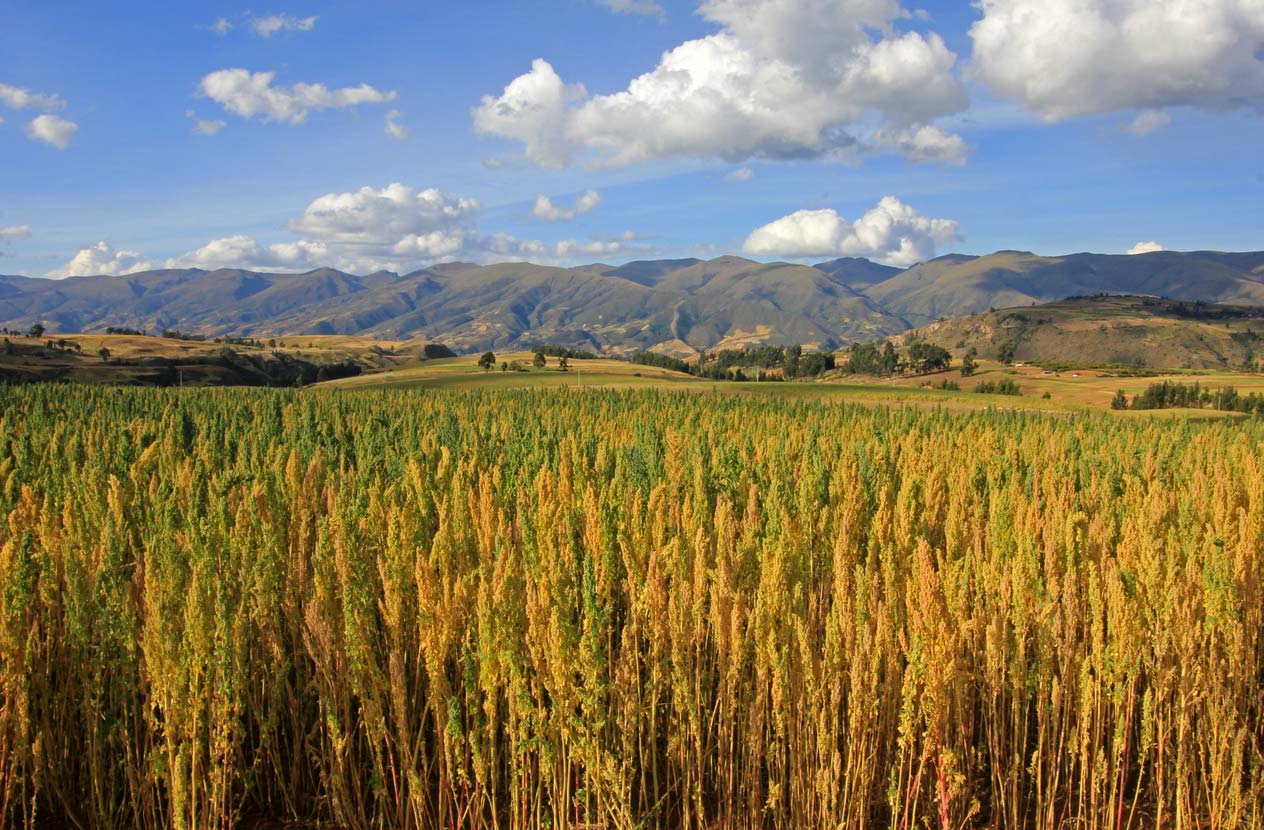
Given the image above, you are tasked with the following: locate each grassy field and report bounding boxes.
[831,360,1264,417]
[325,351,1264,417]
[323,351,707,391]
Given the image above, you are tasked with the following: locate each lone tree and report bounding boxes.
[558,355,570,372]
[533,351,547,368]
[998,340,1017,366]
[880,342,899,376]
[782,345,802,379]
[478,351,496,371]
[961,347,978,377]
[28,323,45,339]
[1111,389,1130,410]
[908,342,951,374]
[97,346,111,362]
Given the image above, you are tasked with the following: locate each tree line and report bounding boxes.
[838,340,958,376]
[1113,379,1264,413]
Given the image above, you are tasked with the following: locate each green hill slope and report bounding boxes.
[900,294,1264,370]
[869,250,1264,326]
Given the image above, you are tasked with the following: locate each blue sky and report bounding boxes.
[1,0,1262,278]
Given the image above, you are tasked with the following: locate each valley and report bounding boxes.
[9,281,1264,419]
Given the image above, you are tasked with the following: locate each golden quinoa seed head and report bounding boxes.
[0,384,1259,828]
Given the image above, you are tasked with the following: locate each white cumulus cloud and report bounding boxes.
[530,189,602,222]
[472,59,588,168]
[199,69,397,124]
[743,196,958,266]
[26,114,78,149]
[185,109,226,136]
[474,0,968,168]
[248,14,318,38]
[726,166,754,181]
[168,235,331,271]
[874,124,970,165]
[48,182,653,277]
[970,0,1264,121]
[46,242,155,278]
[285,183,480,246]
[384,109,408,140]
[2,84,78,148]
[0,225,31,241]
[1127,241,1164,255]
[209,17,233,35]
[0,82,65,112]
[168,183,483,273]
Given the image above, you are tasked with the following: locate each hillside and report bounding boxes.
[899,294,1264,370]
[868,249,1264,326]
[2,249,1263,353]
[0,332,454,386]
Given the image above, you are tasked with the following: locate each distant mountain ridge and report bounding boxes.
[3,249,1263,354]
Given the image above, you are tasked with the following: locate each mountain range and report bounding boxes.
[4,249,1263,354]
